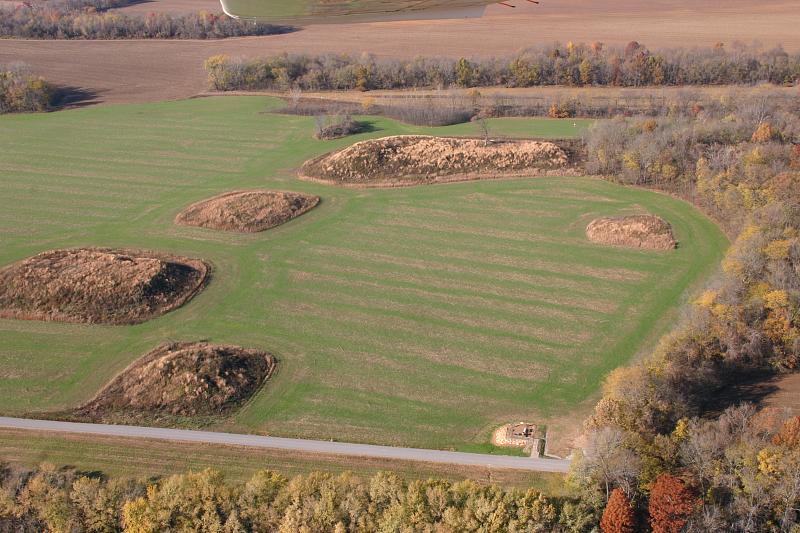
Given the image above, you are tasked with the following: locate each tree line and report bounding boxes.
[576,91,800,531]
[0,0,289,39]
[0,64,54,113]
[204,42,800,92]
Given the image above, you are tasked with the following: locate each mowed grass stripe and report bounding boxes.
[285,269,609,325]
[282,283,592,347]
[0,96,728,449]
[303,244,635,297]
[330,217,666,273]
[285,261,622,314]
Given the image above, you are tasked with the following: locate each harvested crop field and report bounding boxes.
[302,136,572,187]
[176,190,320,232]
[586,215,677,250]
[2,0,798,106]
[0,248,208,325]
[70,342,276,423]
[0,97,727,450]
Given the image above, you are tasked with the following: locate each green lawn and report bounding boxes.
[0,96,727,450]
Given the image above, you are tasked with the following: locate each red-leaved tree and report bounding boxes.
[649,473,700,533]
[600,488,636,533]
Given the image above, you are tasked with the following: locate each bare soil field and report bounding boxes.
[2,0,798,105]
[69,342,276,422]
[764,373,800,415]
[586,215,677,250]
[301,135,571,187]
[0,248,208,325]
[113,0,221,14]
[176,190,319,232]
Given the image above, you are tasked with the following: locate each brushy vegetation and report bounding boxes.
[585,215,676,251]
[0,248,208,325]
[572,90,800,531]
[0,64,53,114]
[204,42,800,92]
[175,190,319,233]
[0,0,289,39]
[280,86,799,127]
[313,113,364,140]
[71,342,276,423]
[302,136,571,186]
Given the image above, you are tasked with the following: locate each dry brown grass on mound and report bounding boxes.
[586,215,677,250]
[72,342,276,421]
[0,248,208,325]
[300,135,572,187]
[175,190,320,233]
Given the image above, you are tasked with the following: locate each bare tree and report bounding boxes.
[582,427,641,501]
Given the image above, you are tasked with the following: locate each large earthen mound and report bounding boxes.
[0,248,208,325]
[301,135,571,187]
[72,342,276,422]
[586,215,677,250]
[175,190,320,233]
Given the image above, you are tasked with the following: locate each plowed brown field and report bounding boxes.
[2,0,798,105]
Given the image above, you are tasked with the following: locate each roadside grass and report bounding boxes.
[0,429,562,491]
[0,96,727,450]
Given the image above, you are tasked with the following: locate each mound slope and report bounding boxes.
[0,248,208,325]
[176,190,320,233]
[301,135,571,187]
[586,215,677,250]
[72,342,276,422]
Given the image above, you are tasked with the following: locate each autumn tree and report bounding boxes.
[648,474,699,533]
[455,57,477,88]
[600,488,636,533]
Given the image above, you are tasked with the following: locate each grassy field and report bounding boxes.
[0,96,727,451]
[0,429,561,490]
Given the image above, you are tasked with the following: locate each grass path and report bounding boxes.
[0,96,728,450]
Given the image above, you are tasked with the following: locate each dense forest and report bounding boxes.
[204,42,800,92]
[0,64,53,113]
[0,0,288,39]
[576,93,800,532]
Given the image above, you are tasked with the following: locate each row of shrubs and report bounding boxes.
[281,86,799,128]
[0,0,289,39]
[0,65,54,114]
[204,42,800,92]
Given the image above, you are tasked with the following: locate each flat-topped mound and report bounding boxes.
[586,215,677,250]
[300,135,571,187]
[72,342,276,422]
[0,248,208,325]
[175,190,320,233]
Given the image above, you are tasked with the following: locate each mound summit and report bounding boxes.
[301,135,571,187]
[0,248,208,325]
[72,342,276,422]
[586,214,677,250]
[176,190,320,233]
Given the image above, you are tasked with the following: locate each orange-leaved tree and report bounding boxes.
[600,488,636,533]
[648,473,700,533]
